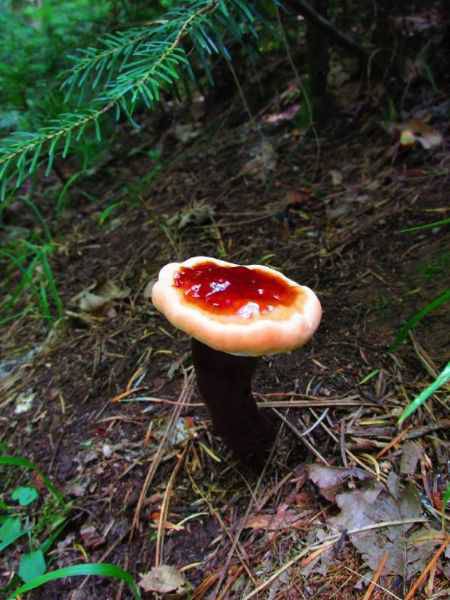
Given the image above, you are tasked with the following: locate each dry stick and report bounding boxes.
[155,442,190,567]
[124,394,367,408]
[404,536,450,600]
[361,551,389,600]
[242,517,428,600]
[77,527,131,593]
[192,573,220,600]
[287,0,373,67]
[376,426,412,459]
[186,468,256,585]
[300,541,333,568]
[212,426,285,598]
[274,2,321,180]
[343,566,401,600]
[308,407,382,480]
[131,370,194,536]
[272,407,330,465]
[216,566,245,600]
[111,387,148,403]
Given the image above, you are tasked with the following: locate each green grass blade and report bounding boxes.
[39,519,69,555]
[390,288,450,351]
[0,456,65,505]
[398,362,450,424]
[0,254,41,312]
[21,197,52,242]
[400,217,450,233]
[38,282,52,322]
[7,563,142,600]
[40,251,63,319]
[55,172,82,217]
[444,484,450,506]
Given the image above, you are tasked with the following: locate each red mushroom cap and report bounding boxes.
[151,256,322,355]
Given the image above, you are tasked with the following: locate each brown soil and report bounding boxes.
[1,99,449,599]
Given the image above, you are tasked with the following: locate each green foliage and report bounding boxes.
[0,237,62,325]
[7,563,142,600]
[400,217,450,233]
[398,362,450,425]
[0,0,111,113]
[0,455,141,598]
[0,516,27,552]
[444,485,450,506]
[0,454,68,594]
[0,0,264,200]
[18,549,47,584]
[390,288,450,351]
[11,487,39,507]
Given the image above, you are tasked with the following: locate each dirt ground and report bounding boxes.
[1,94,449,599]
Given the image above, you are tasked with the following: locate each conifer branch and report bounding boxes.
[0,0,259,199]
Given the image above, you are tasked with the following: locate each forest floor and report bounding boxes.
[1,82,449,599]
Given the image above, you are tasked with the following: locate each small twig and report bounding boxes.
[343,566,401,600]
[376,425,412,459]
[308,407,383,480]
[115,552,129,600]
[242,517,428,599]
[130,370,194,536]
[361,550,389,600]
[155,442,190,567]
[48,430,66,474]
[212,424,285,598]
[404,536,450,600]
[272,407,330,465]
[186,468,256,584]
[111,386,148,403]
[123,393,367,409]
[77,527,130,592]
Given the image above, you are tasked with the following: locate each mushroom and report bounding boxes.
[151,256,322,464]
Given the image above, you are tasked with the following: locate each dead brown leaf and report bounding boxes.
[80,525,105,549]
[397,119,443,150]
[400,441,424,476]
[245,503,306,531]
[74,280,130,314]
[307,463,370,502]
[139,565,189,595]
[329,474,440,579]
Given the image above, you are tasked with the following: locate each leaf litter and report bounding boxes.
[308,467,445,580]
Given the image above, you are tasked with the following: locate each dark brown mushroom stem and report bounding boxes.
[191,338,275,464]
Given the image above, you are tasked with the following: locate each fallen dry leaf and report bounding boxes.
[173,123,200,143]
[262,103,300,124]
[307,464,370,502]
[245,503,306,531]
[329,169,343,186]
[395,119,443,150]
[400,441,424,476]
[240,140,277,181]
[80,525,105,549]
[75,280,130,314]
[139,565,189,595]
[329,474,440,579]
